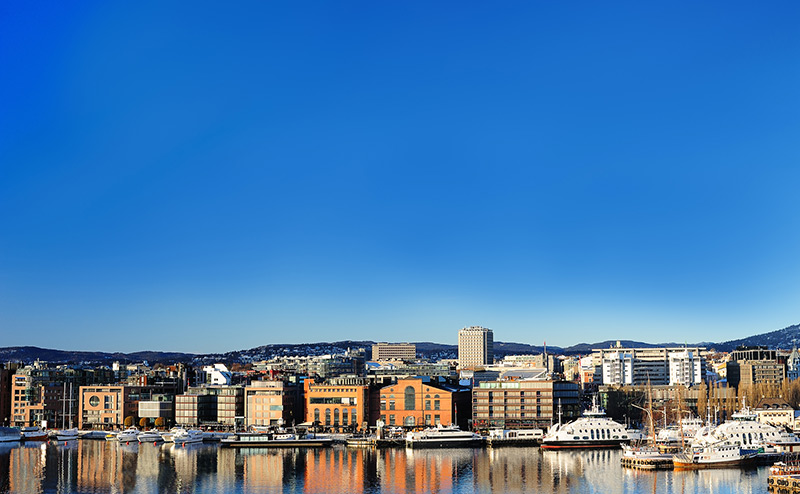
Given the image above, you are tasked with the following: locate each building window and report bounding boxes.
[425,401,431,410]
[381,401,386,411]
[389,401,395,410]
[333,409,340,426]
[351,408,357,424]
[325,409,331,426]
[404,416,415,427]
[314,409,320,423]
[434,400,440,410]
[404,387,416,410]
[342,409,348,424]
[389,415,395,426]
[435,415,440,425]
[89,396,99,407]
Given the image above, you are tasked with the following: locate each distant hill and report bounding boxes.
[713,323,800,352]
[1,323,798,364]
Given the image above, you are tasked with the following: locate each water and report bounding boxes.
[0,441,769,493]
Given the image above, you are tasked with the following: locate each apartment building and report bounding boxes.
[245,380,303,427]
[594,346,708,386]
[79,384,177,429]
[175,386,244,427]
[472,379,580,430]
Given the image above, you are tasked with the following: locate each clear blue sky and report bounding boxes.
[2,2,799,353]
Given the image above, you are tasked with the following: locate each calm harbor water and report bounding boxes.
[0,441,769,494]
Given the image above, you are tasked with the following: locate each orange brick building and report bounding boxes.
[378,378,470,429]
[304,378,372,431]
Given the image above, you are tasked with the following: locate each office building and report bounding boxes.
[371,343,416,361]
[458,326,494,368]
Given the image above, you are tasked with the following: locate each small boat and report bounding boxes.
[78,430,110,440]
[172,429,204,445]
[222,431,333,448]
[137,429,164,443]
[672,440,758,469]
[0,427,22,443]
[116,427,140,442]
[345,435,376,447]
[20,427,48,442]
[405,424,485,448]
[104,432,119,441]
[770,460,800,476]
[55,428,79,441]
[161,427,182,443]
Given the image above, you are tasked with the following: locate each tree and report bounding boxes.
[124,416,134,427]
[139,417,149,428]
[154,417,165,429]
[696,382,708,420]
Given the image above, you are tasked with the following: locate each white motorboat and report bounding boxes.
[116,427,140,442]
[137,429,164,443]
[405,424,484,448]
[657,417,705,444]
[172,429,204,445]
[55,428,79,441]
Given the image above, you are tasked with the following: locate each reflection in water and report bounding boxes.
[0,441,770,494]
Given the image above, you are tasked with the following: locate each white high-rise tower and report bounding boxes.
[458,326,494,368]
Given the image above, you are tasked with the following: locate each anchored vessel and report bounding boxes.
[542,397,629,449]
[222,431,332,448]
[405,424,484,448]
[673,440,758,469]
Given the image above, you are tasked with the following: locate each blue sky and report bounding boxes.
[2,2,800,353]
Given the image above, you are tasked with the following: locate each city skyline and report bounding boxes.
[2,3,800,353]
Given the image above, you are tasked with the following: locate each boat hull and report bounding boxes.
[406,438,485,448]
[672,454,757,469]
[541,440,627,449]
[222,439,333,448]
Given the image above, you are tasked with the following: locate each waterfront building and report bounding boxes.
[754,397,795,428]
[377,377,471,429]
[138,395,174,426]
[304,377,373,430]
[79,384,178,429]
[458,326,494,368]
[175,385,244,427]
[472,379,580,430]
[371,343,416,361]
[0,363,19,427]
[244,380,303,427]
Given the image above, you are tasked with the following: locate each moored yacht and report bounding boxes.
[405,424,484,448]
[116,427,140,442]
[172,429,204,445]
[55,428,79,441]
[542,397,629,449]
[137,429,164,443]
[20,427,48,442]
[0,427,21,443]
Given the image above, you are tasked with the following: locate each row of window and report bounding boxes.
[312,408,358,426]
[379,414,441,426]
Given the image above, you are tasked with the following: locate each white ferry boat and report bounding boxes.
[541,398,629,449]
[656,417,705,444]
[692,405,797,453]
[405,425,484,448]
[487,428,543,446]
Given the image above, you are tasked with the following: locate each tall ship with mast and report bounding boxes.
[542,396,630,449]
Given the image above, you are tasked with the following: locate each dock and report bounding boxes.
[620,456,674,470]
[768,475,800,493]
